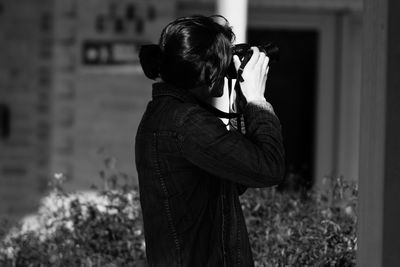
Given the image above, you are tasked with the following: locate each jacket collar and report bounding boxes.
[152,82,201,103]
[152,82,240,119]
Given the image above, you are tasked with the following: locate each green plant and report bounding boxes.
[0,155,146,267]
[240,176,357,266]
[0,156,357,267]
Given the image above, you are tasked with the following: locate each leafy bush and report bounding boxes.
[0,166,146,267]
[241,176,357,266]
[0,167,357,266]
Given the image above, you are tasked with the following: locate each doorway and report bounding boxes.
[248,29,318,188]
[248,11,337,187]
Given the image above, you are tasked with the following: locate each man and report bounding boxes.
[135,15,285,266]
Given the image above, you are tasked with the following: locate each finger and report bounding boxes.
[262,56,270,74]
[261,76,267,95]
[256,52,266,68]
[256,52,266,74]
[245,47,260,69]
[262,66,269,86]
[264,67,269,80]
[233,55,241,71]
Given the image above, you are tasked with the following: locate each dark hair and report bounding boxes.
[157,15,235,91]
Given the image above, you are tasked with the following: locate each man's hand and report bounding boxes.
[233,47,270,105]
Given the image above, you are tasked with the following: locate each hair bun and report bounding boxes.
[139,44,162,80]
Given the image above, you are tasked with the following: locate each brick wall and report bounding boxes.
[50,0,176,191]
[0,0,54,217]
[0,0,177,217]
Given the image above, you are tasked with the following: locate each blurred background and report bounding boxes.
[0,0,363,219]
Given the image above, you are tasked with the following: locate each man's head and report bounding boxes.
[142,15,235,96]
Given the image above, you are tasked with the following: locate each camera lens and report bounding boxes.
[227,43,280,80]
[259,43,279,62]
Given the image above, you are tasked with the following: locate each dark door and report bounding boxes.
[247,29,318,189]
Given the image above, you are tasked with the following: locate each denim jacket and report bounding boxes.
[135,82,285,267]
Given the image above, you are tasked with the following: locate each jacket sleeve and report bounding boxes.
[176,102,285,188]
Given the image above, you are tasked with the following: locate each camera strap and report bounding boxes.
[192,78,245,133]
[229,77,244,133]
[193,78,241,119]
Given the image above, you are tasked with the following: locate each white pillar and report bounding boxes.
[213,0,248,124]
[358,0,400,265]
[217,0,248,43]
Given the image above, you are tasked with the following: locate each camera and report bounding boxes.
[226,43,279,81]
